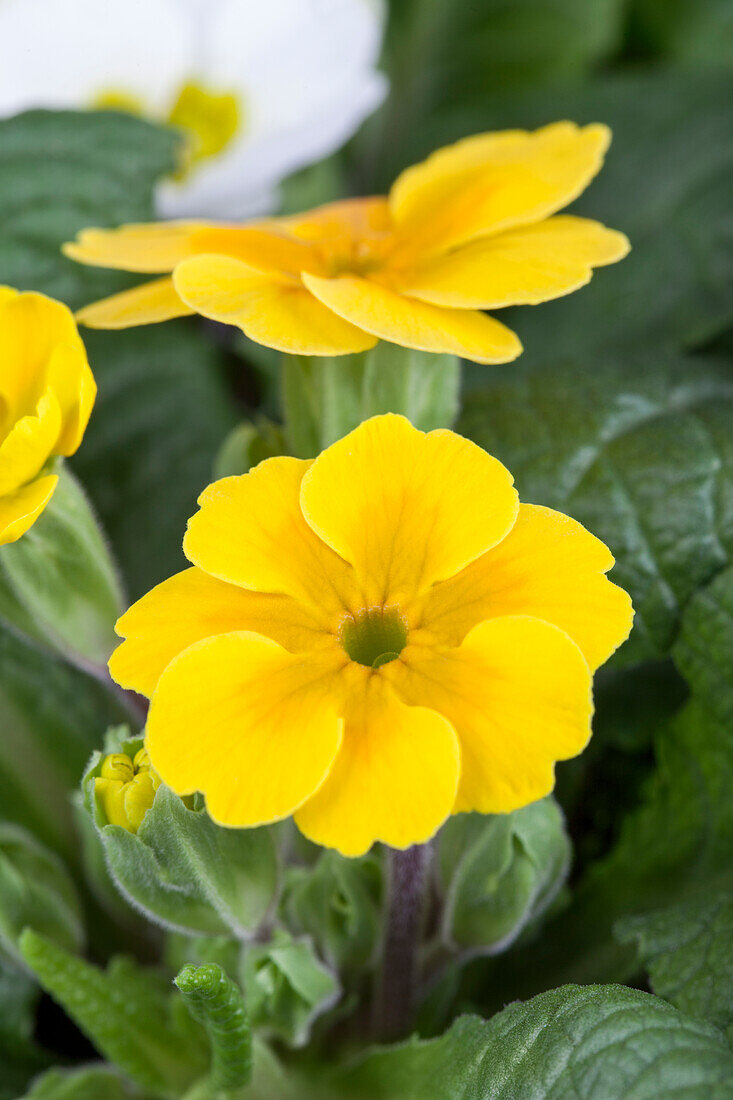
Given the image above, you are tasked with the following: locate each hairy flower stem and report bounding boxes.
[375,843,429,1041]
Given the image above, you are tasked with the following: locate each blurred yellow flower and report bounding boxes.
[0,289,95,546]
[65,122,629,364]
[95,748,161,833]
[109,414,632,856]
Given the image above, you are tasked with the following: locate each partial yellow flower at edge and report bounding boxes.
[109,414,633,858]
[64,121,630,365]
[0,289,95,545]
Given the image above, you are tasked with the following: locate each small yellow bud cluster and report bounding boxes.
[94,748,161,833]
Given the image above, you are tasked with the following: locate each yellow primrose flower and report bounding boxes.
[65,121,629,364]
[94,748,161,833]
[0,288,95,546]
[109,414,633,857]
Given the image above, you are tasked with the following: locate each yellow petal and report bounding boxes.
[190,225,326,278]
[280,197,392,242]
[173,255,376,355]
[146,633,345,827]
[390,122,612,255]
[123,772,157,833]
[183,458,362,621]
[397,215,631,309]
[300,414,518,607]
[0,474,58,547]
[384,616,592,814]
[45,342,96,456]
[296,668,459,856]
[0,391,62,496]
[420,504,633,671]
[0,287,19,307]
[110,566,337,698]
[301,272,521,364]
[63,222,211,273]
[0,292,84,420]
[94,778,129,829]
[75,277,194,329]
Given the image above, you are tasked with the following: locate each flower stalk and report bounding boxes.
[375,843,430,1041]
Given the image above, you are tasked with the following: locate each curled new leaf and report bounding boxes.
[175,963,252,1093]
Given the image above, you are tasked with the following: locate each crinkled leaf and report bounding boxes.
[0,109,178,308]
[323,984,733,1099]
[74,323,236,599]
[617,880,733,1039]
[19,930,207,1097]
[460,351,733,664]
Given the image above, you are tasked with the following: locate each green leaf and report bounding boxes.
[242,930,340,1049]
[630,0,733,68]
[19,930,207,1097]
[21,1065,140,1100]
[73,322,236,599]
[617,880,733,1039]
[0,824,83,964]
[0,625,128,862]
[461,350,733,664]
[366,0,624,185]
[0,465,123,667]
[0,955,49,1100]
[323,985,733,1099]
[435,798,570,955]
[282,345,459,458]
[282,851,382,979]
[83,736,278,939]
[175,963,252,1092]
[0,109,178,309]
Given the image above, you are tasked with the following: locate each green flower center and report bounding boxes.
[340,607,408,669]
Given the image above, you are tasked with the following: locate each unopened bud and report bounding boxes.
[95,749,160,833]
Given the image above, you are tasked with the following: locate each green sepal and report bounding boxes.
[0,824,83,966]
[282,344,460,458]
[214,419,288,478]
[19,930,208,1098]
[175,963,252,1093]
[0,463,123,668]
[241,929,340,1048]
[82,729,279,938]
[282,851,382,979]
[436,798,571,955]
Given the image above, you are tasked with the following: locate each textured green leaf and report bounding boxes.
[0,625,128,861]
[617,880,733,1038]
[73,323,236,599]
[21,1065,140,1100]
[0,955,49,1100]
[175,963,252,1092]
[0,824,83,964]
[460,351,733,664]
[435,798,570,955]
[0,109,178,309]
[367,0,623,184]
[0,465,123,666]
[282,345,459,458]
[323,984,733,1099]
[19,931,207,1097]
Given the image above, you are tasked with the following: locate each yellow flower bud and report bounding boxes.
[94,749,160,833]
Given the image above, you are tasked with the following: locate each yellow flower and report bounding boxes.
[64,122,629,364]
[94,748,161,833]
[0,288,95,546]
[109,414,632,857]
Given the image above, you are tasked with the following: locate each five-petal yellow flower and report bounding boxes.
[109,414,633,857]
[65,122,629,364]
[0,288,95,545]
